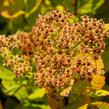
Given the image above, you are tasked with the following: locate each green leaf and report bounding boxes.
[60,79,74,97]
[92,102,109,109]
[0,65,15,80]
[78,104,88,109]
[2,80,22,95]
[15,86,28,102]
[94,90,109,97]
[31,104,51,109]
[37,105,51,109]
[56,5,64,11]
[1,10,25,19]
[25,0,42,18]
[28,88,46,100]
[1,0,25,17]
[2,79,28,103]
[78,0,105,14]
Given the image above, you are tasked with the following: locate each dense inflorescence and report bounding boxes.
[0,10,108,93]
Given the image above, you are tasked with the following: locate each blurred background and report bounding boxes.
[0,0,109,109]
[0,0,109,35]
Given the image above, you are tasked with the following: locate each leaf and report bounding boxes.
[28,88,46,100]
[15,86,28,102]
[78,0,105,14]
[56,5,64,11]
[78,104,88,109]
[95,90,109,97]
[68,94,89,109]
[30,104,51,109]
[25,0,42,18]
[60,86,72,97]
[91,75,105,90]
[37,105,51,109]
[92,102,109,109]
[2,80,17,89]
[89,90,109,98]
[0,65,15,80]
[1,10,25,19]
[2,80,22,95]
[2,80,28,102]
[60,79,74,97]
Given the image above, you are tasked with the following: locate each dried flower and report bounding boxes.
[0,10,108,94]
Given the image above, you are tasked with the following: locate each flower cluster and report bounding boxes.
[4,55,32,77]
[0,10,108,93]
[0,34,20,49]
[32,10,107,92]
[0,33,32,77]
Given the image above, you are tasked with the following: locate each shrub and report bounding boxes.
[0,10,109,109]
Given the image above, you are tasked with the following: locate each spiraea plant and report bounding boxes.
[0,10,109,109]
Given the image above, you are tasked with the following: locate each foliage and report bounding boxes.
[0,0,108,35]
[0,0,109,109]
